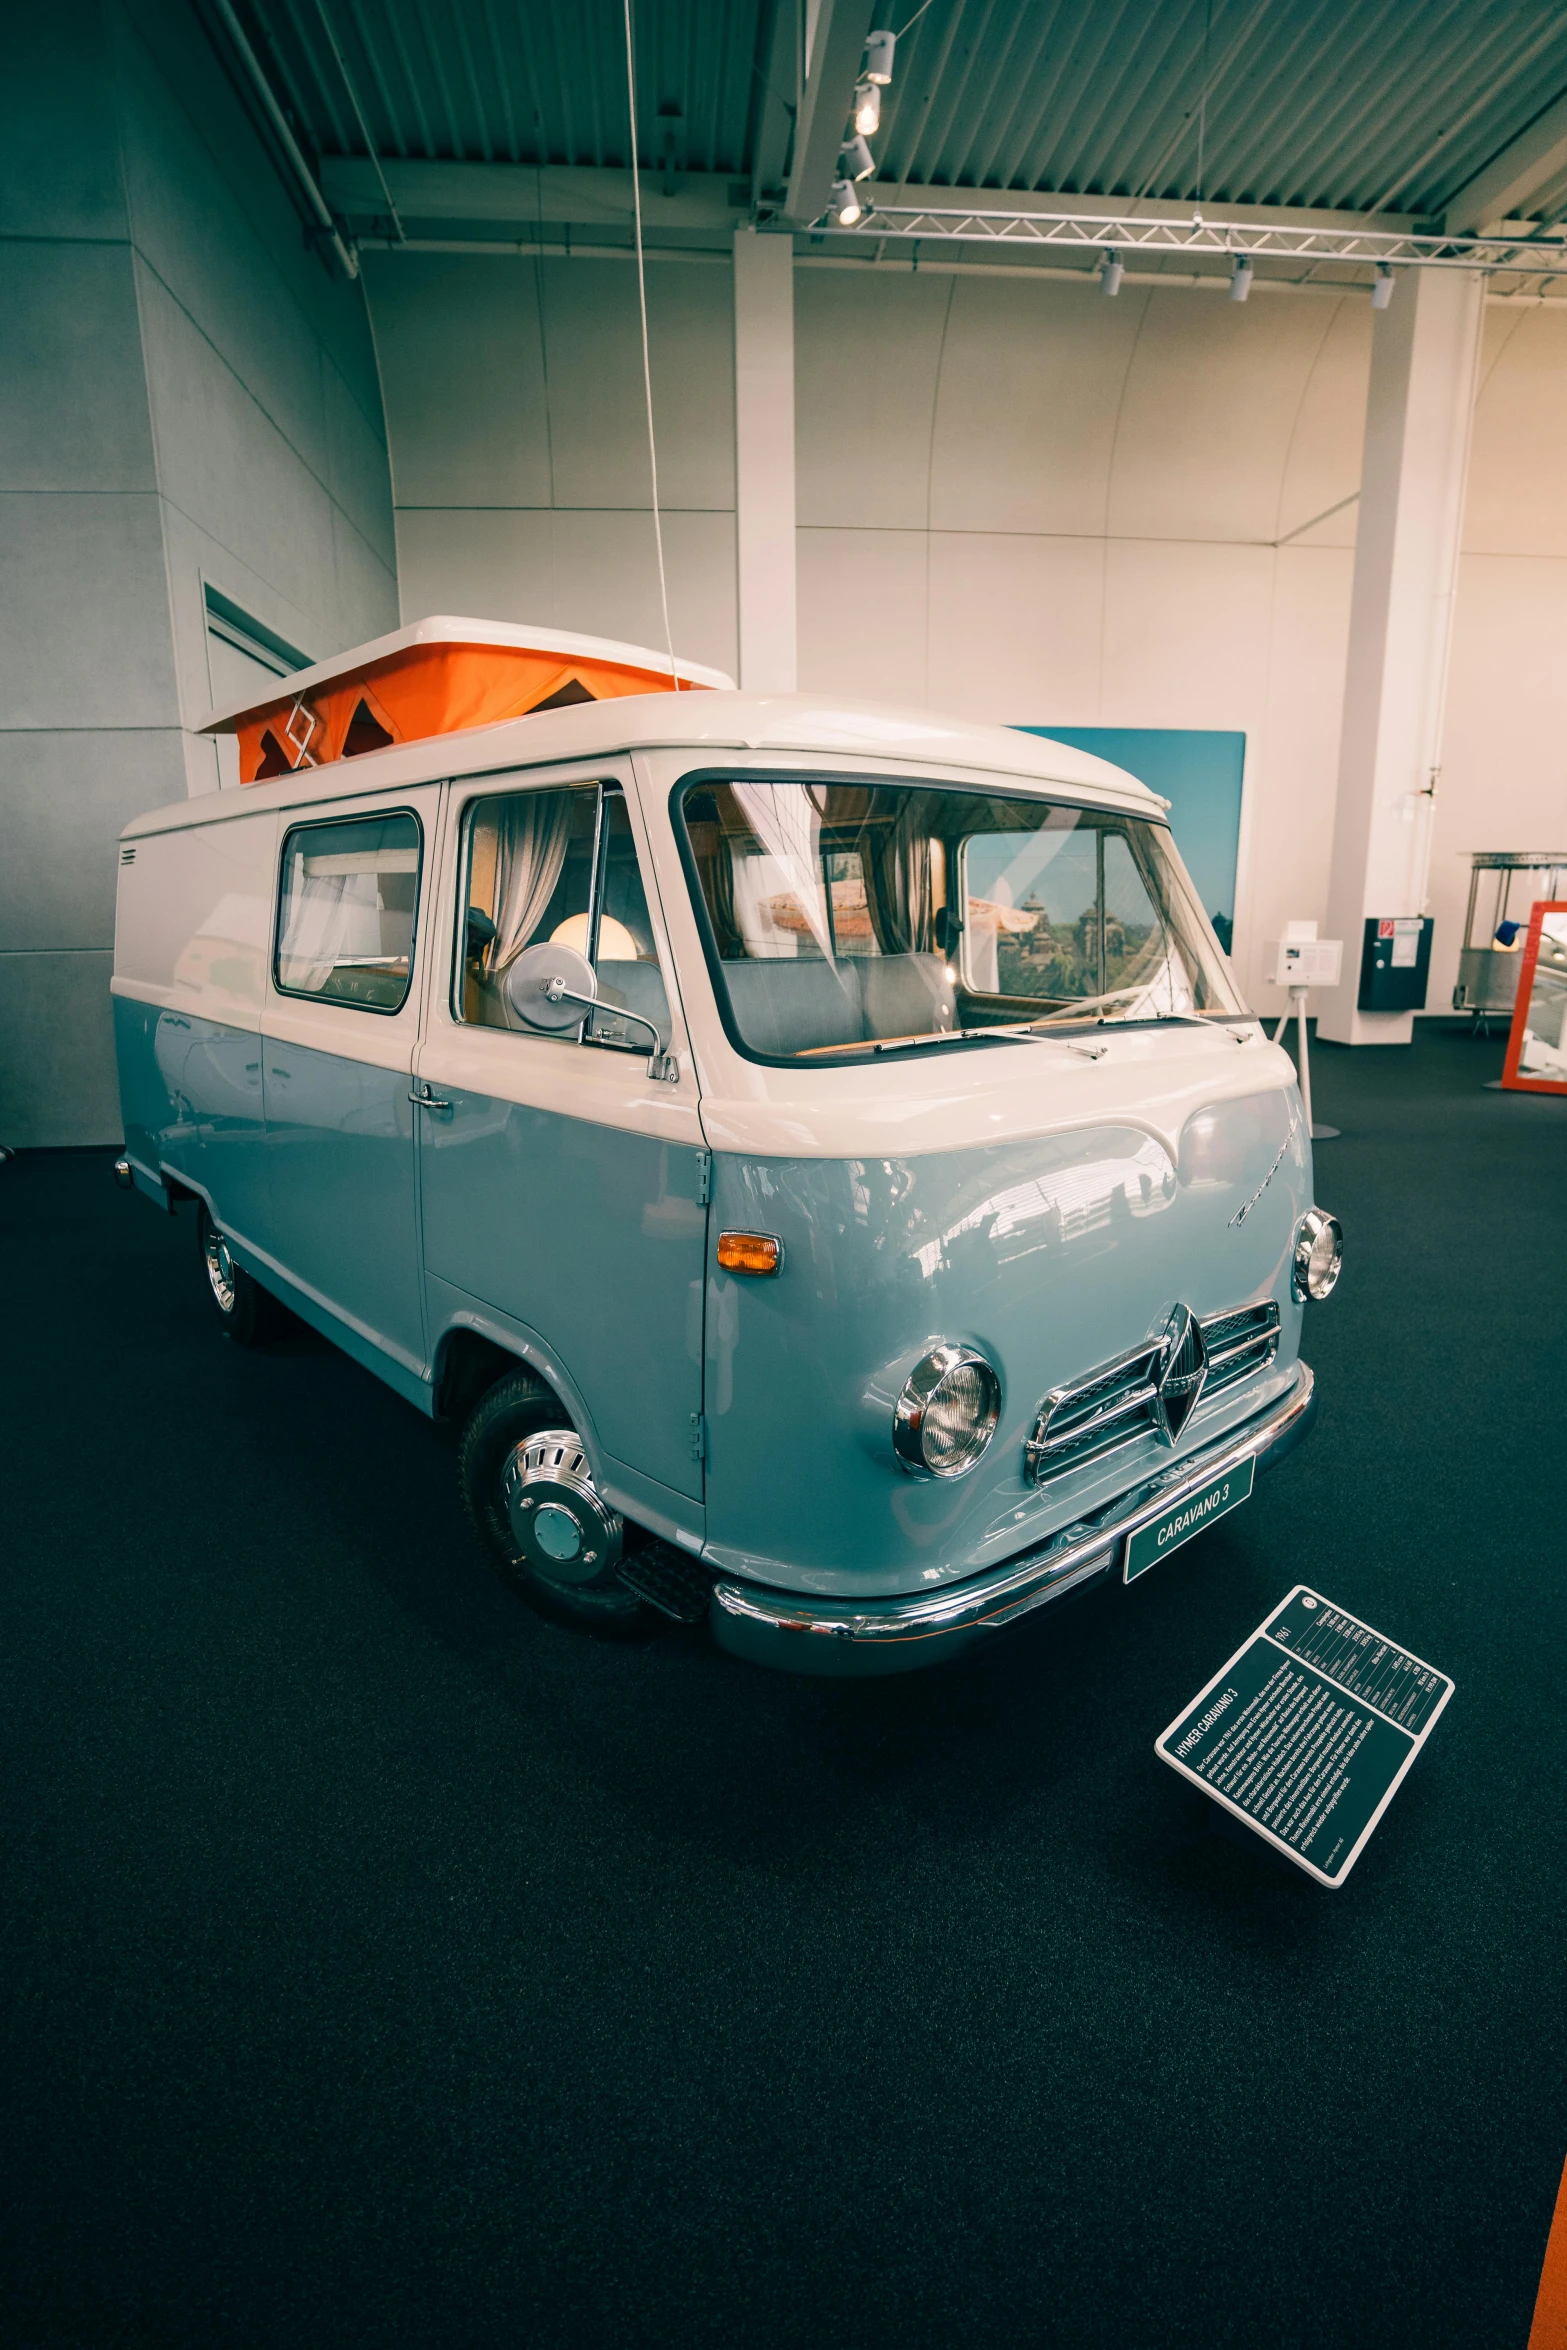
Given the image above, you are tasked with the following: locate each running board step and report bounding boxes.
[617,1541,716,1625]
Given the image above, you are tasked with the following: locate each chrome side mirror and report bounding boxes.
[505,942,597,1031]
[504,941,678,1083]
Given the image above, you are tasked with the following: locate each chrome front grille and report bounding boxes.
[1025,1300,1282,1484]
[1024,1336,1165,1482]
[1200,1301,1281,1394]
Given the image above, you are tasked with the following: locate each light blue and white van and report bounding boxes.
[111,620,1339,1673]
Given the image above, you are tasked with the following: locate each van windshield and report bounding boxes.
[678,779,1245,1064]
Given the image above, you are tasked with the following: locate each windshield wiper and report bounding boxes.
[870,1028,1030,1055]
[1024,1009,1216,1035]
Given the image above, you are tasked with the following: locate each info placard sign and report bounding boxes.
[1155,1588,1453,1886]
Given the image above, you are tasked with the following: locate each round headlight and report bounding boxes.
[1293,1207,1344,1301]
[893,1345,1001,1479]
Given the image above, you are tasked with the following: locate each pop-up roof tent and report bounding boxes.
[202,617,735,785]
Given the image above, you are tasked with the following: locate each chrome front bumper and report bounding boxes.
[710,1363,1316,1676]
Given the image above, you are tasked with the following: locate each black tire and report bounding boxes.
[196,1202,286,1346]
[458,1369,641,1625]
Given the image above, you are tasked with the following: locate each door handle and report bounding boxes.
[408,1088,452,1113]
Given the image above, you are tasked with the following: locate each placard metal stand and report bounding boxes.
[1266,927,1341,1140]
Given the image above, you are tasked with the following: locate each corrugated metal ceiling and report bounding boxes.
[246,0,765,176]
[239,0,1567,219]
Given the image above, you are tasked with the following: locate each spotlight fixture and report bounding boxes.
[1371,265,1395,310]
[852,77,881,136]
[862,28,896,84]
[839,132,875,183]
[1229,254,1254,303]
[829,177,863,226]
[1099,248,1124,297]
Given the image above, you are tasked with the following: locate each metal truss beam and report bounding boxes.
[815,202,1567,276]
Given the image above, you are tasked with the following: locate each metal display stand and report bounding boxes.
[1265,928,1342,1141]
[1454,852,1567,1032]
[1274,989,1338,1139]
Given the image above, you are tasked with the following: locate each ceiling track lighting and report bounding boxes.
[852,78,881,136]
[862,28,896,84]
[839,132,875,184]
[829,177,864,226]
[1228,255,1254,303]
[1371,265,1395,310]
[1099,248,1124,297]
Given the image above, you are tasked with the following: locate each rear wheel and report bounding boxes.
[458,1369,640,1624]
[196,1203,285,1346]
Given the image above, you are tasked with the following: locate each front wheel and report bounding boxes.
[458,1369,640,1624]
[196,1203,285,1346]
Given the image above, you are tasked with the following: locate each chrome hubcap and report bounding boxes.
[501,1428,624,1588]
[204,1222,237,1314]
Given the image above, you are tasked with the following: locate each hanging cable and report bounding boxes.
[622,0,680,688]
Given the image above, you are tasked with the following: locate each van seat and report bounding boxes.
[860,953,957,1040]
[721,957,865,1055]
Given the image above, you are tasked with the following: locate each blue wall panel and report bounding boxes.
[1016,729,1245,954]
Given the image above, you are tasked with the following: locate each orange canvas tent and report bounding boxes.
[200,617,733,786]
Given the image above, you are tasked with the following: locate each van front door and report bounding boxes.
[259,789,440,1398]
[415,768,707,1518]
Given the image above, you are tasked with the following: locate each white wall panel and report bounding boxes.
[1274,299,1371,546]
[369,252,735,678]
[374,256,736,519]
[545,509,737,674]
[137,265,340,627]
[1465,307,1567,559]
[795,272,953,531]
[1100,538,1275,724]
[796,529,929,705]
[0,729,187,951]
[541,262,735,513]
[1108,292,1345,546]
[366,254,554,509]
[0,241,157,494]
[926,533,1106,723]
[929,277,1143,537]
[396,507,738,679]
[0,493,179,731]
[321,357,399,578]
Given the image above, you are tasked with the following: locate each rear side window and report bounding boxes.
[275,812,421,1012]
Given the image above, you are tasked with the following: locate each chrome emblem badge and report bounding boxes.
[1152,1303,1207,1446]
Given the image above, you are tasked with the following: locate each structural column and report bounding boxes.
[1317,267,1484,1044]
[732,227,798,693]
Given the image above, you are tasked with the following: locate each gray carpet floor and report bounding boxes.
[1,1023,1562,2348]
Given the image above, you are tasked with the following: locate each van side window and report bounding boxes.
[458,785,670,1048]
[275,812,421,1012]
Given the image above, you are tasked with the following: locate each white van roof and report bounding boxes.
[126,691,1163,836]
[200,615,735,733]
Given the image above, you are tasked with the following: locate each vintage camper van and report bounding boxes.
[111,618,1340,1673]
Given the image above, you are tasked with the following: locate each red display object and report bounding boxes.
[1500,901,1567,1094]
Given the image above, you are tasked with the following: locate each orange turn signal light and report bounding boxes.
[717,1230,784,1276]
